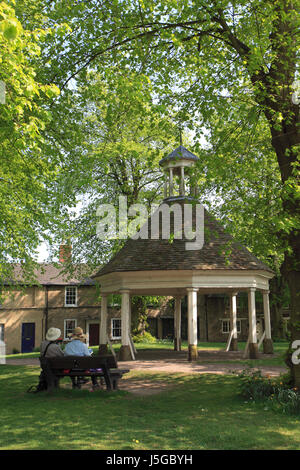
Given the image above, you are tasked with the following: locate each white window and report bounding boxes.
[65,286,77,306]
[64,319,77,340]
[222,319,241,334]
[111,318,121,340]
[0,324,4,342]
[222,320,230,334]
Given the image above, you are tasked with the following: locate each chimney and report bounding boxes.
[59,244,72,263]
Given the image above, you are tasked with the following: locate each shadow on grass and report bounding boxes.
[0,365,299,450]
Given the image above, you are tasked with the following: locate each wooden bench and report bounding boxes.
[39,355,129,392]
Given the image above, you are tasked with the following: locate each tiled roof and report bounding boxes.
[159,145,199,166]
[7,264,95,286]
[94,201,273,277]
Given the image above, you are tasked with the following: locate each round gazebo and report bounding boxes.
[93,145,274,361]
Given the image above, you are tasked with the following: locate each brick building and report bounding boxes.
[147,293,266,343]
[0,263,122,355]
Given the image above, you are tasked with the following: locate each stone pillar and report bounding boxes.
[187,288,198,361]
[263,290,274,354]
[119,289,132,361]
[229,292,238,351]
[180,167,185,196]
[99,294,108,354]
[169,168,174,197]
[174,296,182,351]
[164,172,168,199]
[248,288,259,359]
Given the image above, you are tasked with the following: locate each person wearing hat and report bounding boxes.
[40,327,64,358]
[64,327,100,390]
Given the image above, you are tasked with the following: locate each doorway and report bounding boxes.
[87,322,100,347]
[21,322,35,353]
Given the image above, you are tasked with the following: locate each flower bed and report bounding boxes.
[237,368,300,415]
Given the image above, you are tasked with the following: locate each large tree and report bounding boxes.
[48,69,178,269]
[0,1,64,284]
[15,0,300,382]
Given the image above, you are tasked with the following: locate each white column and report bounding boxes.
[248,288,259,358]
[180,166,185,196]
[121,290,130,346]
[229,292,238,351]
[174,296,182,351]
[169,168,174,196]
[187,288,198,361]
[164,172,168,199]
[263,290,273,353]
[99,294,108,354]
[119,289,132,360]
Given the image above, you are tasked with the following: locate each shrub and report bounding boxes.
[238,369,279,401]
[237,368,300,415]
[274,388,300,415]
[132,331,157,343]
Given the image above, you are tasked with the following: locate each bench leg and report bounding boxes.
[112,378,119,390]
[102,369,113,391]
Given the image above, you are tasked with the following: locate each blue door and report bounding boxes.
[21,323,35,353]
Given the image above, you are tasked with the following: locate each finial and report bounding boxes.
[179,124,183,146]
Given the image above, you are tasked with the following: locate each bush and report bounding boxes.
[238,369,279,401]
[274,388,300,415]
[132,331,157,343]
[237,368,300,415]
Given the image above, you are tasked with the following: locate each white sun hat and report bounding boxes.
[46,327,62,342]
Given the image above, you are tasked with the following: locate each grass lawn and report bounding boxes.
[0,363,299,450]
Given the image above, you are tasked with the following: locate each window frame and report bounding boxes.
[111,318,122,340]
[64,319,77,340]
[65,286,78,307]
[221,319,241,334]
[0,323,4,342]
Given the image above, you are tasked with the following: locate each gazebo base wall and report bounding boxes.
[263,338,274,354]
[188,344,198,361]
[230,338,238,351]
[118,345,132,361]
[98,344,108,355]
[249,343,259,359]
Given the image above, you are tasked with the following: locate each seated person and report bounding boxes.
[40,327,64,357]
[39,327,64,389]
[64,327,100,390]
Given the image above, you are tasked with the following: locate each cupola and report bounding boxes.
[159,145,199,200]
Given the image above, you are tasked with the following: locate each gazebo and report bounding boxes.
[93,145,274,361]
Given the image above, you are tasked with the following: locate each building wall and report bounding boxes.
[0,307,44,354]
[0,284,103,354]
[2,288,265,354]
[147,294,264,343]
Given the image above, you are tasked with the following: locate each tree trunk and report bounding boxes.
[283,251,300,387]
[269,271,287,339]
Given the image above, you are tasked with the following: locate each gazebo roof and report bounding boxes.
[94,202,273,278]
[159,145,199,166]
